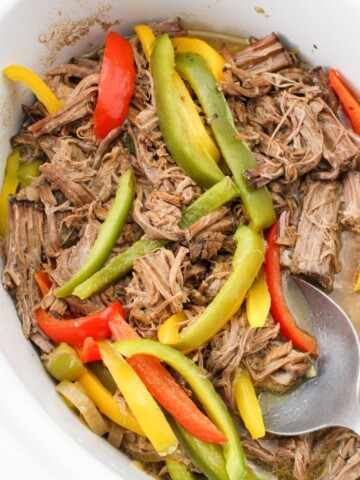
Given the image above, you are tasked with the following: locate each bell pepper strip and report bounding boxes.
[157,312,188,345]
[134,25,220,163]
[160,225,265,353]
[77,368,144,435]
[235,370,265,440]
[55,168,135,297]
[175,53,275,231]
[151,33,224,189]
[88,361,117,395]
[17,158,43,189]
[329,69,360,135]
[0,149,20,237]
[3,65,62,114]
[109,312,227,444]
[264,220,318,355]
[98,339,178,456]
[246,269,271,328]
[171,37,227,82]
[179,176,239,229]
[93,32,135,140]
[75,337,102,363]
[166,458,197,480]
[34,269,52,296]
[133,24,156,62]
[169,419,230,480]
[115,339,247,480]
[43,343,85,382]
[72,238,167,299]
[34,301,125,346]
[172,71,221,163]
[355,270,360,292]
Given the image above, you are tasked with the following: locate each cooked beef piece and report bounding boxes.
[28,86,97,137]
[231,33,293,75]
[149,16,187,37]
[203,313,281,409]
[291,180,341,290]
[341,171,360,234]
[187,231,225,262]
[308,67,339,112]
[243,340,311,392]
[40,162,95,207]
[313,100,358,180]
[125,246,189,333]
[244,95,324,188]
[2,199,44,337]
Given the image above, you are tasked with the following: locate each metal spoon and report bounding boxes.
[259,277,360,436]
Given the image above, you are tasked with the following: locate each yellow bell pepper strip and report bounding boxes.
[179,176,239,229]
[77,368,144,435]
[157,312,187,345]
[169,418,230,480]
[115,339,247,480]
[171,37,227,82]
[4,65,62,114]
[97,340,178,456]
[0,149,20,237]
[134,25,220,163]
[355,271,360,292]
[235,369,265,440]
[166,458,197,480]
[73,238,167,299]
[175,53,275,231]
[17,159,43,189]
[159,225,265,353]
[133,24,156,61]
[43,343,86,382]
[151,33,224,189]
[246,269,271,328]
[56,168,135,297]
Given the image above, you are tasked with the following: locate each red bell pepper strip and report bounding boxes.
[34,270,52,296]
[75,337,102,363]
[264,220,318,356]
[34,301,125,347]
[94,32,136,140]
[329,69,360,135]
[109,313,227,445]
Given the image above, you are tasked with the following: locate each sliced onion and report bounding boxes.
[107,422,124,448]
[56,380,109,436]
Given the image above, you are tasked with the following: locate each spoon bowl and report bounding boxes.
[260,277,360,436]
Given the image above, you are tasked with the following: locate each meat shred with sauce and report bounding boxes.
[1,17,360,480]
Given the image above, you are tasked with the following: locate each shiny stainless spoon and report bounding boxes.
[259,277,360,436]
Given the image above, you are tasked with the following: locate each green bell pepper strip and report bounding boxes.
[160,225,264,353]
[151,34,224,189]
[72,238,167,299]
[17,158,44,189]
[169,419,229,480]
[115,339,247,480]
[166,458,196,480]
[179,176,239,229]
[0,149,20,237]
[175,53,275,231]
[43,343,86,382]
[55,168,135,298]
